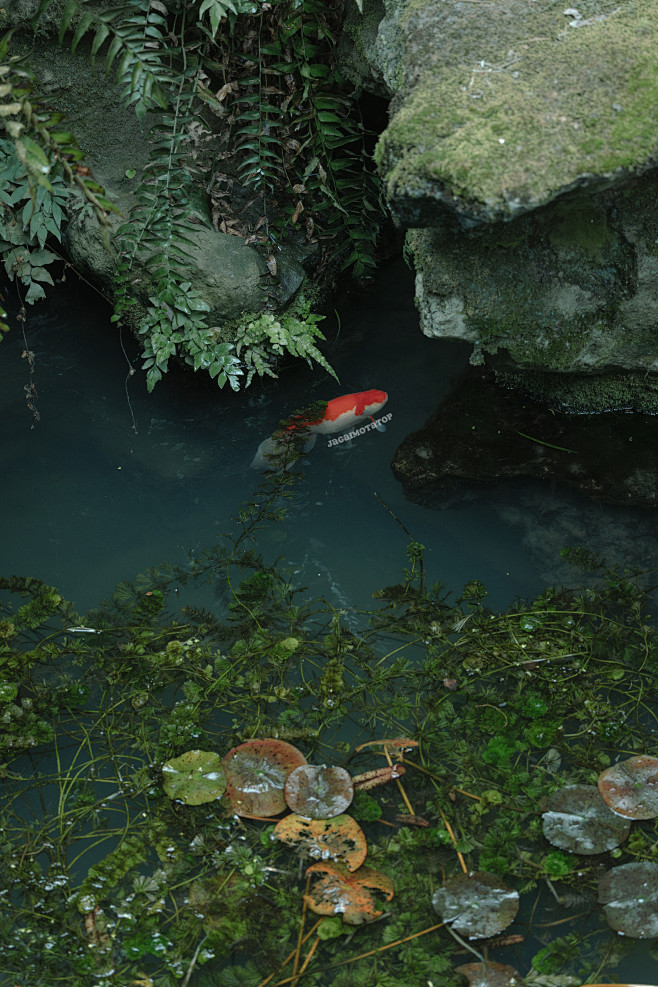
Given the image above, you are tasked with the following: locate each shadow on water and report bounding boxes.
[1,258,657,616]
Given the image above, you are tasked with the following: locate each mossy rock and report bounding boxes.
[375,0,658,226]
[407,173,658,376]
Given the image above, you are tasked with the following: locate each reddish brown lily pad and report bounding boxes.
[273,812,367,871]
[597,755,658,820]
[542,784,631,855]
[284,764,353,819]
[455,962,522,987]
[304,860,394,924]
[597,861,658,937]
[222,738,306,817]
[432,871,519,940]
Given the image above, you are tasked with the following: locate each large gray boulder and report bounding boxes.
[340,0,658,402]
[372,0,658,228]
[409,174,658,378]
[13,32,308,327]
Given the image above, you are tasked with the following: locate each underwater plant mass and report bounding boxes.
[1,466,658,987]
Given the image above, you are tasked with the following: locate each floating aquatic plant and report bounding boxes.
[597,754,658,819]
[304,860,394,924]
[273,812,368,871]
[1,475,658,986]
[597,861,658,938]
[161,749,226,804]
[284,763,354,819]
[432,871,520,940]
[222,737,307,817]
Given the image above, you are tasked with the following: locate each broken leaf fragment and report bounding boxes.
[304,859,394,924]
[284,764,354,819]
[273,812,367,871]
[352,764,405,790]
[542,784,631,854]
[597,755,658,819]
[222,738,307,817]
[162,750,226,805]
[432,871,519,940]
[355,736,418,753]
[597,861,658,937]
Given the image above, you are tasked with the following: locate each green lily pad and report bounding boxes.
[542,784,631,855]
[598,755,658,820]
[162,749,226,805]
[432,871,519,940]
[597,861,658,937]
[284,764,354,819]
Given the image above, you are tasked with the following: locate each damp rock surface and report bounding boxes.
[392,371,658,507]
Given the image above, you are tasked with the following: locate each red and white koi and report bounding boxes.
[251,389,388,469]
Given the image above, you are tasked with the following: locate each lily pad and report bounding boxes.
[222,738,307,817]
[597,755,658,820]
[304,860,394,924]
[284,764,353,819]
[597,861,658,938]
[455,962,522,987]
[162,750,226,805]
[542,784,631,854]
[432,871,519,940]
[273,812,367,871]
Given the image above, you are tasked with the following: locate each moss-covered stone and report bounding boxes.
[375,0,658,226]
[495,370,658,415]
[405,173,658,385]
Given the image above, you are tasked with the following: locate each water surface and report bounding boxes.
[1,260,657,615]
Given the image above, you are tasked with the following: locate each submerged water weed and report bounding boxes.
[1,465,658,985]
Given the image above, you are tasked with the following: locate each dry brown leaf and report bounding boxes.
[216,81,239,101]
[352,764,405,791]
[291,200,304,225]
[355,738,419,753]
[394,813,429,827]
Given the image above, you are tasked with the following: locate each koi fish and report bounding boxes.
[251,389,388,469]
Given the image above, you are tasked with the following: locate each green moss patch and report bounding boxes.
[377,0,658,223]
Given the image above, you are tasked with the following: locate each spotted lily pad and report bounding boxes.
[284,764,353,819]
[273,812,367,871]
[222,738,307,817]
[432,871,519,940]
[597,755,658,820]
[542,784,631,855]
[304,860,394,924]
[455,962,522,987]
[597,861,658,938]
[162,750,226,805]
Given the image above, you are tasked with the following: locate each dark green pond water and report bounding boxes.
[3,259,657,617]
